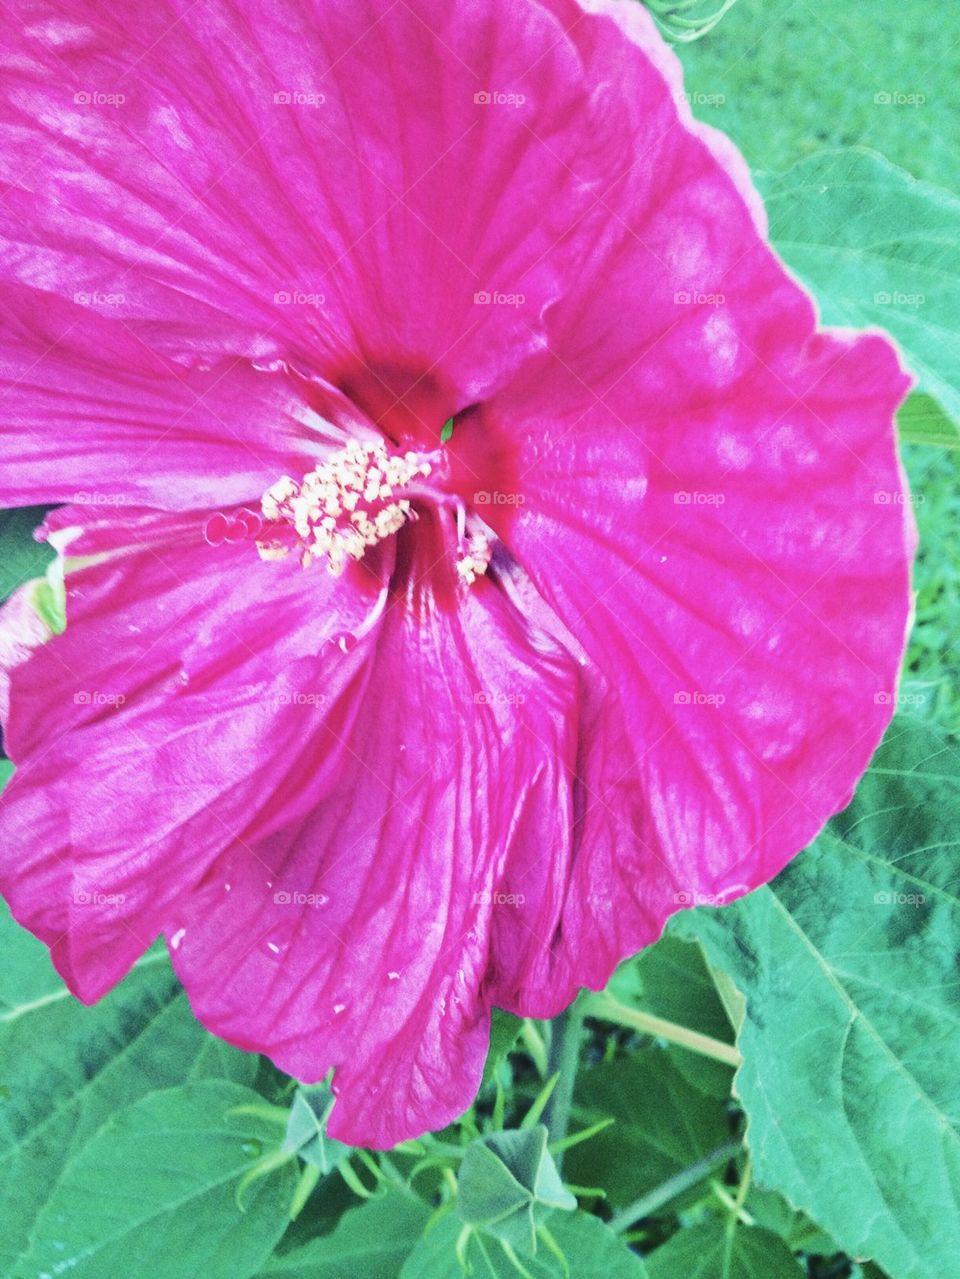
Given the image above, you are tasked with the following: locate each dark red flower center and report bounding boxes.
[256,361,520,596]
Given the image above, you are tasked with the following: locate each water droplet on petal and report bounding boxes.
[204,512,229,546]
[329,631,357,655]
[178,669,190,687]
[387,970,400,981]
[222,514,249,543]
[237,507,263,538]
[262,938,285,960]
[333,1002,346,1014]
[169,927,186,951]
[224,882,232,892]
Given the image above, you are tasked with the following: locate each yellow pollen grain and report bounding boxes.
[258,439,432,575]
[456,531,493,586]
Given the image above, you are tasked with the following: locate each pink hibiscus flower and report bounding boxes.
[0,0,912,1146]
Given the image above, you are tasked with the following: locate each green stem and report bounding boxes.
[608,1140,742,1233]
[541,995,585,1164]
[722,1154,752,1273]
[519,1020,549,1078]
[712,1179,755,1226]
[582,991,741,1068]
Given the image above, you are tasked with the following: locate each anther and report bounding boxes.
[257,439,432,575]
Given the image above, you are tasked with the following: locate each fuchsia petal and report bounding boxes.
[0,286,346,509]
[168,583,581,1147]
[474,0,914,1003]
[0,509,382,998]
[487,333,912,1009]
[2,0,619,399]
[552,0,768,234]
[0,582,52,724]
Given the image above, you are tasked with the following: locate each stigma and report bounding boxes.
[456,531,492,585]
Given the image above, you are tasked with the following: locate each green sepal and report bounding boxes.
[456,1125,576,1254]
[282,1082,351,1174]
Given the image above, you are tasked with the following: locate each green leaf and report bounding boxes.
[190,1034,260,1087]
[744,1186,839,1256]
[401,1207,649,1278]
[440,417,455,443]
[0,906,256,1270]
[28,551,68,635]
[646,1220,803,1278]
[258,1188,431,1277]
[457,1125,575,1253]
[606,932,737,1097]
[545,1212,650,1277]
[564,1048,733,1208]
[757,149,960,427]
[897,391,960,449]
[14,1080,294,1279]
[673,716,960,1279]
[481,1008,524,1091]
[0,506,54,604]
